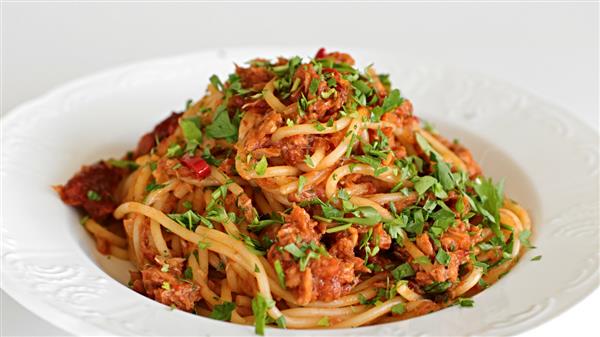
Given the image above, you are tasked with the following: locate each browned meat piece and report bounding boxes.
[236,64,274,90]
[55,161,126,220]
[309,256,356,302]
[416,233,435,257]
[266,205,363,304]
[277,135,309,165]
[139,258,202,311]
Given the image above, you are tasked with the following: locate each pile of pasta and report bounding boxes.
[57,49,532,334]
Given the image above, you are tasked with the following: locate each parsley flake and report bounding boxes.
[391,303,406,315]
[209,301,236,321]
[255,156,268,176]
[86,190,101,201]
[317,316,330,327]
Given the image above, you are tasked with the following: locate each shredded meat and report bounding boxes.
[329,227,359,258]
[373,223,392,250]
[55,161,126,221]
[134,257,201,311]
[276,205,321,245]
[309,256,356,302]
[224,192,255,223]
[416,233,435,257]
[267,206,362,304]
[415,249,469,287]
[440,226,472,251]
[297,267,314,304]
[217,158,235,176]
[236,64,274,90]
[315,48,355,65]
[446,252,462,282]
[291,64,351,122]
[329,227,370,273]
[277,135,309,165]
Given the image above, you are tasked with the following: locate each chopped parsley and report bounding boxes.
[79,215,90,225]
[86,190,101,201]
[423,281,452,294]
[370,89,403,121]
[414,176,437,195]
[251,294,275,335]
[183,266,193,280]
[314,122,326,131]
[391,263,415,280]
[249,213,284,232]
[435,249,451,266]
[283,243,304,258]
[325,223,352,233]
[471,177,505,240]
[297,175,307,193]
[255,156,268,176]
[166,143,184,158]
[107,159,139,170]
[209,301,236,321]
[317,316,330,327]
[456,297,474,307]
[391,302,406,315]
[168,210,212,231]
[412,256,431,266]
[180,117,202,153]
[198,241,210,250]
[273,260,286,289]
[283,242,328,271]
[201,147,222,166]
[303,154,315,168]
[519,229,534,248]
[209,74,223,90]
[205,105,238,142]
[309,77,320,96]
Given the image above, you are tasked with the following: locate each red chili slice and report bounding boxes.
[181,156,211,180]
[315,48,327,59]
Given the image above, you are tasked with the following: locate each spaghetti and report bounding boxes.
[55,49,533,334]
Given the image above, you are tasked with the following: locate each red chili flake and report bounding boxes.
[181,156,211,180]
[315,48,327,59]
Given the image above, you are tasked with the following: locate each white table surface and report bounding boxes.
[1,2,598,336]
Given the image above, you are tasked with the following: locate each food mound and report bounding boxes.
[56,49,532,333]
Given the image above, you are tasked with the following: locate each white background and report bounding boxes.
[1,1,598,336]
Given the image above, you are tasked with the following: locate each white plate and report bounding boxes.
[1,48,598,336]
